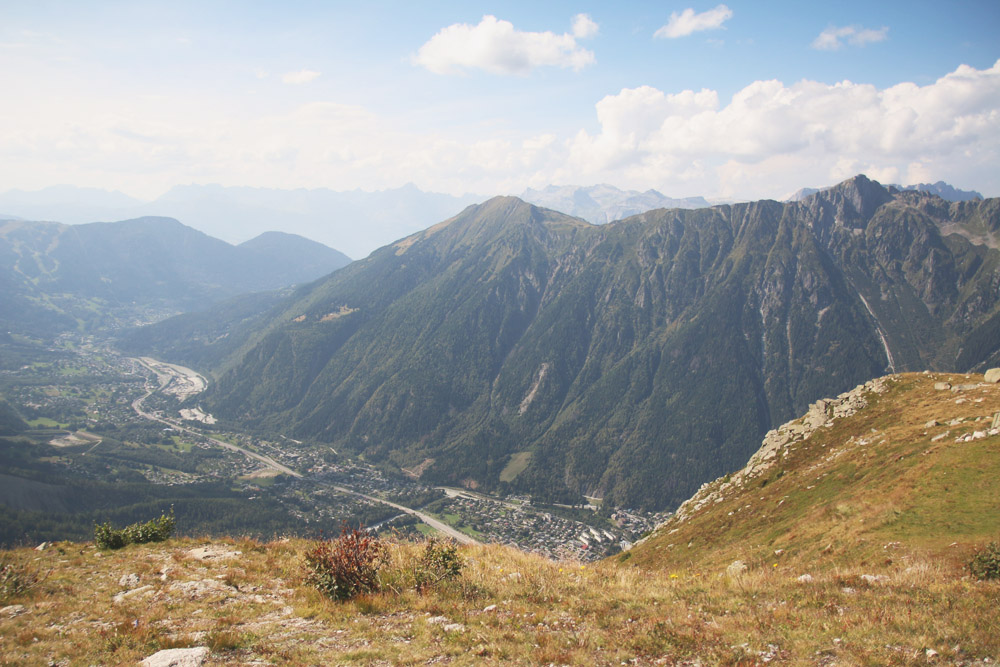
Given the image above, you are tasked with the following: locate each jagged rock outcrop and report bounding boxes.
[668,376,893,525]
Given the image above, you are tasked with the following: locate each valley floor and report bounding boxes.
[1,535,996,665]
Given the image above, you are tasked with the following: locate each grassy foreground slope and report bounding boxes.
[1,373,997,665]
[626,372,1000,570]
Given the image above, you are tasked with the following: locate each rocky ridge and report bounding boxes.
[664,376,894,527]
[656,368,1000,532]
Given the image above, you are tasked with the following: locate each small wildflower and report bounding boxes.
[670,573,678,579]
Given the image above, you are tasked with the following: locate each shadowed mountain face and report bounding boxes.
[0,217,351,336]
[142,176,1000,510]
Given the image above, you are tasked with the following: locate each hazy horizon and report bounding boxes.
[2,1,998,204]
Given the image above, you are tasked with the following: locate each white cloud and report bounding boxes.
[572,14,599,39]
[0,55,997,213]
[564,60,1000,198]
[655,5,732,39]
[282,69,321,84]
[413,15,596,75]
[812,25,888,50]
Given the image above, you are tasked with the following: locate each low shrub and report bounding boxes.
[93,523,128,550]
[968,541,1000,580]
[124,510,176,544]
[304,525,388,601]
[414,538,464,592]
[94,509,175,550]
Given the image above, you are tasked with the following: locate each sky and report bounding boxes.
[2,0,999,202]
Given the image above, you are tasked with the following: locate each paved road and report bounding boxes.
[328,485,481,545]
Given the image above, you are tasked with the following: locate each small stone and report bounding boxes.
[140,647,210,667]
[483,604,497,613]
[925,420,940,428]
[926,648,939,659]
[934,382,951,391]
[185,546,241,561]
[860,574,888,584]
[34,542,49,551]
[426,616,449,625]
[726,560,748,577]
[442,623,465,633]
[113,585,154,604]
[167,579,229,599]
[984,368,1000,384]
[119,573,141,589]
[1,604,27,618]
[796,574,814,583]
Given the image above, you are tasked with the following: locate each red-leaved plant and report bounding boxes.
[303,524,388,601]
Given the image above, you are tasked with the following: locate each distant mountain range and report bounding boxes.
[0,183,710,258]
[0,184,484,260]
[0,217,350,337]
[125,176,1000,510]
[786,180,983,203]
[519,184,710,224]
[3,181,984,260]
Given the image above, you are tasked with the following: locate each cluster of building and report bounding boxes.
[429,494,664,562]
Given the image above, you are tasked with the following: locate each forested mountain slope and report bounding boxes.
[145,176,1000,510]
[0,217,350,336]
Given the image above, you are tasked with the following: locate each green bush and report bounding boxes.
[414,538,464,592]
[124,510,176,544]
[93,523,128,550]
[304,526,388,601]
[968,541,1000,580]
[94,509,175,550]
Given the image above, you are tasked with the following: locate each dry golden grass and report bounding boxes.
[0,532,997,665]
[2,373,998,664]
